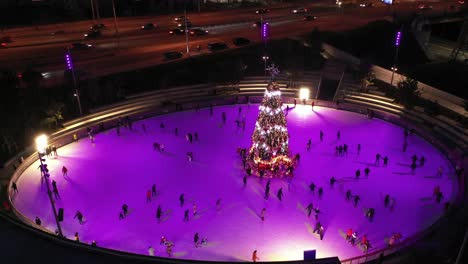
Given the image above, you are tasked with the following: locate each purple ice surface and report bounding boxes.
[12,105,454,262]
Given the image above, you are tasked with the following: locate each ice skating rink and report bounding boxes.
[12,105,455,262]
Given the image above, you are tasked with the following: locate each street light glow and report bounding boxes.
[262,23,268,38]
[35,134,48,154]
[299,88,310,100]
[65,53,73,70]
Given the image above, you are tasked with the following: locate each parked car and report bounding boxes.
[164,51,183,60]
[303,15,317,21]
[90,24,105,30]
[208,42,228,51]
[141,23,156,30]
[84,30,101,39]
[417,4,433,10]
[232,37,251,46]
[189,28,208,36]
[69,42,92,50]
[169,28,185,35]
[359,3,374,7]
[255,8,269,14]
[292,7,308,14]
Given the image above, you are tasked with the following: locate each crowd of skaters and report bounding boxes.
[16,106,461,262]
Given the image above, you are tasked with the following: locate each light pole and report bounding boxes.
[262,55,269,77]
[184,8,190,56]
[111,0,120,49]
[90,0,96,23]
[35,135,64,237]
[390,30,402,85]
[65,49,83,116]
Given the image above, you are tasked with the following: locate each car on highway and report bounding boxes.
[69,42,92,50]
[303,15,317,21]
[255,8,269,14]
[174,16,187,22]
[208,42,228,52]
[359,3,374,7]
[458,0,465,4]
[141,23,156,30]
[189,28,208,36]
[90,23,105,30]
[252,21,269,27]
[164,51,183,60]
[417,4,433,10]
[169,28,185,35]
[177,21,192,28]
[232,37,250,46]
[0,36,12,43]
[292,8,308,14]
[84,30,101,39]
[0,42,7,48]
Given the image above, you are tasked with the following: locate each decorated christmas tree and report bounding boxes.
[246,64,296,178]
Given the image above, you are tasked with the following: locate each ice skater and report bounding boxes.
[277,188,283,201]
[148,246,155,256]
[311,101,315,110]
[357,144,361,155]
[337,130,341,140]
[264,184,270,200]
[353,195,360,207]
[146,190,151,202]
[309,182,316,194]
[192,202,197,216]
[320,130,324,142]
[383,156,389,166]
[152,184,157,197]
[179,193,185,206]
[365,208,375,222]
[184,209,190,222]
[307,139,311,151]
[375,153,381,165]
[252,250,260,262]
[122,204,129,217]
[306,203,314,217]
[186,152,193,162]
[222,112,226,124]
[51,180,59,199]
[318,187,323,198]
[243,175,247,187]
[11,182,18,194]
[343,144,348,155]
[74,211,84,224]
[355,169,361,179]
[216,198,222,212]
[62,166,68,177]
[346,189,352,201]
[419,156,425,167]
[194,232,200,247]
[260,208,266,221]
[384,194,390,207]
[156,205,162,222]
[364,167,370,177]
[329,177,336,188]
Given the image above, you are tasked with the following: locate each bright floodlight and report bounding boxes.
[35,134,48,154]
[299,88,310,100]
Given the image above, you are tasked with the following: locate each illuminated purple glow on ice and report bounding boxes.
[12,105,454,262]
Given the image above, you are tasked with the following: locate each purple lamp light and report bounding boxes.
[395,31,402,47]
[65,53,73,70]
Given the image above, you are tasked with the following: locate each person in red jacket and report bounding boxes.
[252,250,259,262]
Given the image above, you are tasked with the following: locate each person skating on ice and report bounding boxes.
[179,193,185,206]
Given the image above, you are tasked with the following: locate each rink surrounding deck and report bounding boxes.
[12,105,455,262]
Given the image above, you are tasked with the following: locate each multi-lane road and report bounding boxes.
[0,1,462,83]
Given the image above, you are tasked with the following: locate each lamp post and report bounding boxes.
[390,30,402,85]
[184,8,190,56]
[111,0,120,48]
[35,135,63,237]
[65,49,83,116]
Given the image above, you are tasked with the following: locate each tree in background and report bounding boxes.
[396,77,420,108]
